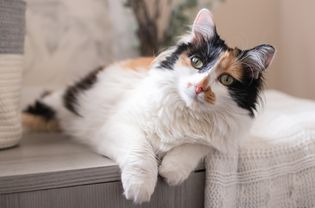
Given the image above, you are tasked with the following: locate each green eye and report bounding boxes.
[191,56,204,69]
[219,74,234,86]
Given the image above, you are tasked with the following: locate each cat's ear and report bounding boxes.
[242,44,276,79]
[192,9,215,39]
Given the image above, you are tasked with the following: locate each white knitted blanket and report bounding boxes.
[205,90,315,208]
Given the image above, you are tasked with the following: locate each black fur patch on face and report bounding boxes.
[226,56,264,117]
[187,32,228,73]
[23,101,56,121]
[158,30,228,71]
[63,66,103,116]
[158,43,190,70]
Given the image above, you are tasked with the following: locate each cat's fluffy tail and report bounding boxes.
[22,91,63,132]
[22,66,105,133]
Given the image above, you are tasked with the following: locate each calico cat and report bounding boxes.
[23,9,275,203]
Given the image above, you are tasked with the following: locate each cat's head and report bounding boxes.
[155,9,275,117]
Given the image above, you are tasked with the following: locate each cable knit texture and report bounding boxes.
[0,0,25,149]
[205,90,315,208]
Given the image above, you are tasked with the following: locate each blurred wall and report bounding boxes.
[277,0,315,99]
[213,0,280,91]
[213,0,315,99]
[22,0,315,102]
[23,0,138,89]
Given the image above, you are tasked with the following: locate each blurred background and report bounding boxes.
[21,0,315,106]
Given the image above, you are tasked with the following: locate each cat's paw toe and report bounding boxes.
[123,182,153,204]
[159,161,191,186]
[122,173,156,204]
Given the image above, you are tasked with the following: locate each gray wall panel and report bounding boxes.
[0,0,25,54]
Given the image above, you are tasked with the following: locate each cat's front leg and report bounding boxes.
[159,143,211,186]
[96,123,158,204]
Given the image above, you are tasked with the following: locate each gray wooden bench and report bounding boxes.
[0,133,205,208]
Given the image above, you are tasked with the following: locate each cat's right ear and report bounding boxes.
[192,9,216,40]
[242,44,276,79]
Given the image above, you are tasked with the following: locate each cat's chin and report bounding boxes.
[185,100,213,112]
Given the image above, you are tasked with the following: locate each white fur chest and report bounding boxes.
[143,97,240,153]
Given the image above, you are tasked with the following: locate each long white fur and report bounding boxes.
[41,56,252,203]
[39,9,256,204]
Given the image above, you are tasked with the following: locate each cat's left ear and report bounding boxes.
[192,9,215,39]
[242,44,276,79]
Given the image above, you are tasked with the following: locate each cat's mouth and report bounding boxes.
[183,91,210,111]
[191,94,205,104]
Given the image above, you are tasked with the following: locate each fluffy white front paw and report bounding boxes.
[121,170,156,204]
[159,159,192,186]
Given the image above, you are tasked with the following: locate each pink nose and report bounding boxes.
[195,86,204,94]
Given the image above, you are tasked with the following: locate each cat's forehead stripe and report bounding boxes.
[216,51,243,80]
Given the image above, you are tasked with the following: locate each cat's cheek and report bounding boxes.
[211,84,231,107]
[177,78,195,106]
[178,89,193,108]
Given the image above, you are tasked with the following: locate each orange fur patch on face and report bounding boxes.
[198,77,209,90]
[121,57,155,71]
[216,50,243,80]
[195,77,215,104]
[179,53,192,67]
[204,87,215,104]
